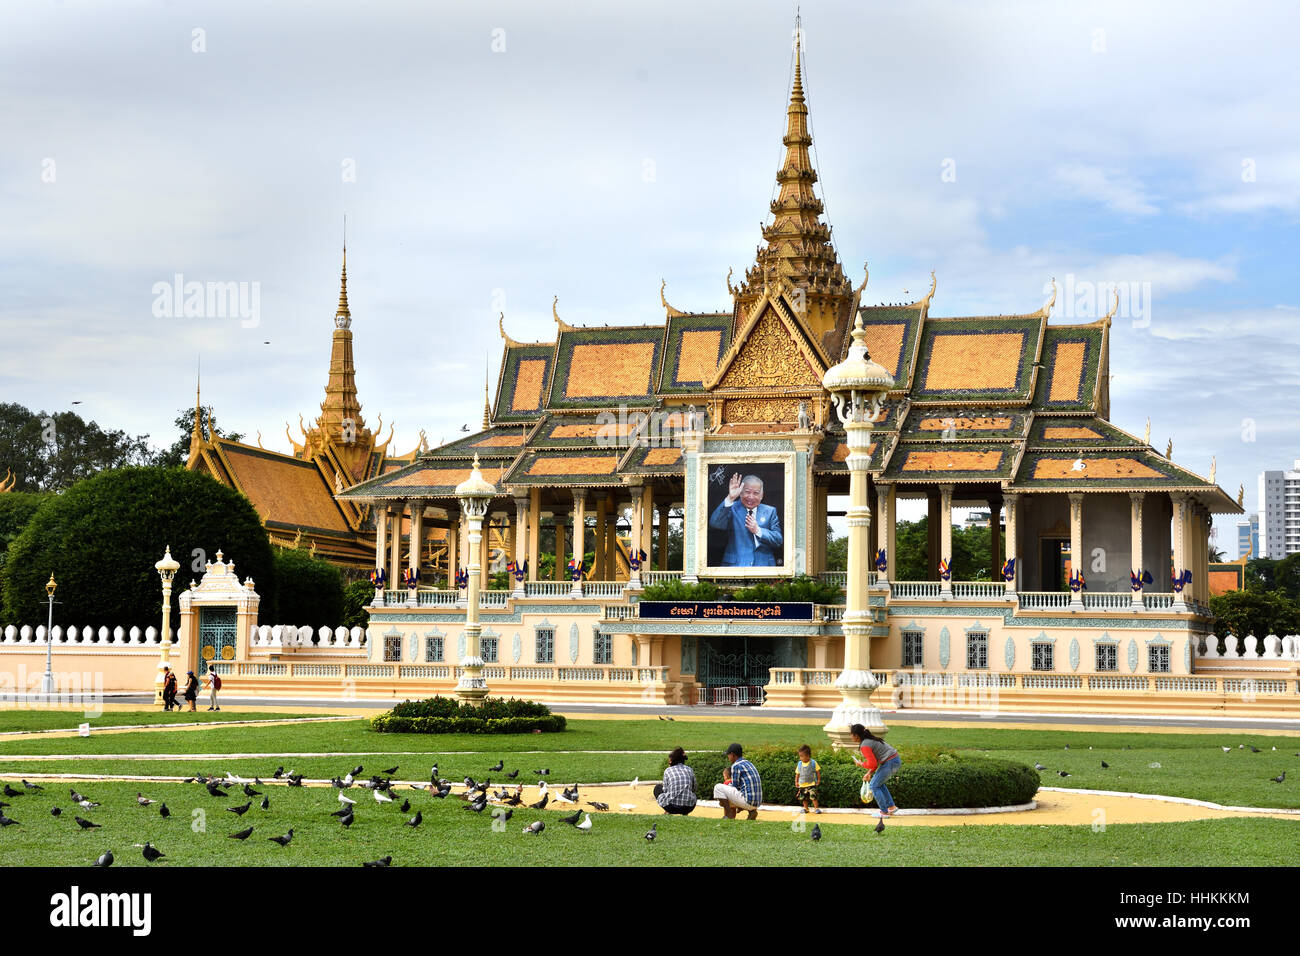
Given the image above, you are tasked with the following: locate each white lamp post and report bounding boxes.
[40,574,57,696]
[154,546,180,705]
[821,314,895,746]
[455,455,496,705]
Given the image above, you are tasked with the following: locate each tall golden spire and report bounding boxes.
[335,234,351,329]
[482,355,492,430]
[735,21,853,354]
[188,361,203,458]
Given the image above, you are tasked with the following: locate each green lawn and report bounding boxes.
[0,710,327,733]
[0,779,1293,867]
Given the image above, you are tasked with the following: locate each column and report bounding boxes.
[457,510,469,606]
[1130,492,1145,608]
[1171,493,1187,611]
[513,497,529,598]
[810,635,829,670]
[1003,491,1019,596]
[940,484,954,599]
[456,495,490,705]
[445,509,459,588]
[553,510,568,582]
[411,502,425,578]
[374,500,388,582]
[528,488,542,582]
[629,483,643,589]
[594,496,608,580]
[406,501,423,606]
[388,508,402,589]
[1069,492,1085,609]
[927,488,941,579]
[657,504,670,571]
[570,492,587,598]
[640,482,655,566]
[605,494,620,579]
[876,483,895,590]
[479,513,493,586]
[866,477,878,579]
[988,491,1003,583]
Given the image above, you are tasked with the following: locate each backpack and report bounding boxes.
[212,673,222,690]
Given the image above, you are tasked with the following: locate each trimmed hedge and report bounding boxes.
[371,696,566,735]
[639,575,843,605]
[670,744,1038,809]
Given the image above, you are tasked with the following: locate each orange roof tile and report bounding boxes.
[642,447,682,466]
[675,330,723,383]
[1043,425,1103,440]
[511,359,548,411]
[1032,457,1164,480]
[527,455,619,476]
[923,332,1024,391]
[220,447,351,533]
[551,421,635,439]
[565,343,656,398]
[1048,342,1087,402]
[389,466,506,487]
[917,416,1013,431]
[902,450,1003,472]
[860,323,908,381]
[475,434,526,447]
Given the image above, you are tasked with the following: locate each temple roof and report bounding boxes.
[546,324,665,410]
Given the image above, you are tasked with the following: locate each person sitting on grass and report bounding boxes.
[654,747,698,815]
[794,744,821,814]
[850,723,900,817]
[713,743,763,820]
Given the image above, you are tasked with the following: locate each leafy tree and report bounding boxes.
[152,406,245,469]
[1244,558,1278,594]
[340,580,374,630]
[826,528,848,572]
[1,468,275,627]
[0,491,53,613]
[891,516,1003,581]
[1209,590,1300,641]
[0,402,155,492]
[272,547,343,628]
[1272,553,1300,602]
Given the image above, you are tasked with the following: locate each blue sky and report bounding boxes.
[2,0,1297,548]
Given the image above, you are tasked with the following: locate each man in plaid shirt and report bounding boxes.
[713,743,763,819]
[654,747,698,815]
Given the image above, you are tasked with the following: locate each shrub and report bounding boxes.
[1,468,275,626]
[341,580,374,630]
[640,579,730,601]
[733,575,843,604]
[371,696,566,734]
[671,744,1038,809]
[272,547,343,629]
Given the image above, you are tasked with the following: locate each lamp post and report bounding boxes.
[154,546,180,705]
[821,314,895,747]
[455,455,496,705]
[40,574,56,696]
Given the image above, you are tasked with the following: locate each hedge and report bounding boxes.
[272,546,343,628]
[371,696,566,735]
[639,575,843,604]
[670,744,1038,809]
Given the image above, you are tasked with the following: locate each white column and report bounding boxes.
[406,501,423,606]
[570,492,587,598]
[513,497,528,598]
[1003,491,1019,596]
[372,502,389,606]
[1069,492,1084,609]
[939,484,954,599]
[1171,493,1188,612]
[1130,492,1145,608]
[875,483,893,590]
[628,483,643,589]
[445,507,459,589]
[388,508,402,590]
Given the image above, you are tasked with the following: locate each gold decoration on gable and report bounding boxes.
[723,398,802,424]
[716,310,822,390]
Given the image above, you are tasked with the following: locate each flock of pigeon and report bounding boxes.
[1030,742,1296,784]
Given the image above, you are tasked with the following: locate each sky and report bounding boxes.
[2,0,1298,549]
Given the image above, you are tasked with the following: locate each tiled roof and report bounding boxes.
[620,442,687,477]
[899,406,1030,442]
[503,448,624,487]
[338,456,516,499]
[530,412,643,448]
[424,425,534,458]
[1012,449,1217,490]
[910,315,1043,403]
[854,305,924,390]
[658,313,733,393]
[215,442,353,534]
[1027,415,1144,449]
[1032,325,1104,411]
[814,429,897,474]
[881,441,1017,482]
[713,302,826,391]
[547,326,664,408]
[494,343,555,422]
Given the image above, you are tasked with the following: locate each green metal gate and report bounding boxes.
[198,607,238,676]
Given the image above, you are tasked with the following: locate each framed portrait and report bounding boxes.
[695,452,795,577]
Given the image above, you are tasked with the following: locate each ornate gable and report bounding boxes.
[712,301,825,391]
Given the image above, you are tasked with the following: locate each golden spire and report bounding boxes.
[335,237,351,329]
[482,354,492,430]
[188,361,203,458]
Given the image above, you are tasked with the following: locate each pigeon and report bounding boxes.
[69,788,84,803]
[363,856,392,868]
[74,816,101,830]
[588,802,610,812]
[522,821,544,834]
[464,798,488,813]
[506,769,520,779]
[874,819,886,834]
[243,784,262,797]
[1251,746,1262,754]
[352,765,364,777]
[227,802,252,816]
[339,792,356,806]
[553,789,576,805]
[619,803,637,811]
[2,785,21,798]
[489,760,504,772]
[228,827,254,840]
[136,793,155,806]
[430,764,438,781]
[529,792,549,811]
[399,799,410,813]
[260,796,270,811]
[644,824,657,842]
[268,829,294,847]
[1222,747,1231,753]
[339,812,354,828]
[78,800,100,809]
[1272,746,1277,751]
[51,807,62,817]
[159,804,170,819]
[0,813,19,827]
[496,808,514,823]
[630,777,639,790]
[374,789,393,804]
[382,766,399,776]
[431,788,451,800]
[1034,763,1047,771]
[94,850,113,867]
[559,809,582,825]
[1064,745,1070,750]
[340,774,353,788]
[1239,745,1244,750]
[21,780,42,791]
[810,824,821,842]
[533,769,550,776]
[576,813,592,831]
[1058,771,1071,778]
[405,811,422,828]
[142,842,165,863]
[273,766,285,778]
[1271,772,1286,784]
[1101,761,1109,769]
[287,775,304,788]
[330,807,353,817]
[206,782,227,798]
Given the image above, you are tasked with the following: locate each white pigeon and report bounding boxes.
[410,783,429,791]
[374,789,393,804]
[619,803,637,811]
[552,789,576,804]
[576,813,592,831]
[630,777,639,790]
[1222,747,1231,753]
[342,773,354,787]
[338,792,356,805]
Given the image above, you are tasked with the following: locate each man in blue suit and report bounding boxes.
[709,473,782,567]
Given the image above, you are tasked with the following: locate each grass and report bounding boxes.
[0,780,1293,867]
[0,709,326,733]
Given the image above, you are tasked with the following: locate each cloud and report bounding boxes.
[1053,164,1159,216]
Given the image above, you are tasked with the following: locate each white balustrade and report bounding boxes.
[1155,677,1218,693]
[1144,592,1174,610]
[891,581,942,599]
[953,582,1008,600]
[641,571,683,585]
[557,667,604,681]
[1244,635,1258,657]
[609,668,634,681]
[509,666,554,680]
[418,589,459,606]
[817,571,848,587]
[1224,635,1239,658]
[603,605,635,620]
[1017,591,1072,610]
[1081,592,1131,609]
[1022,674,1083,690]
[584,581,625,598]
[480,591,510,608]
[523,581,572,598]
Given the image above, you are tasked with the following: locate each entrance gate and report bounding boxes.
[197,606,238,676]
[697,637,778,705]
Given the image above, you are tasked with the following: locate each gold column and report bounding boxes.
[640,482,655,563]
[445,507,459,587]
[388,507,401,589]
[374,501,388,601]
[553,511,568,582]
[605,494,619,579]
[629,483,643,589]
[512,497,528,598]
[876,483,894,590]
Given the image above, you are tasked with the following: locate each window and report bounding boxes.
[593,629,612,665]
[425,636,444,663]
[481,637,498,663]
[902,630,924,668]
[383,634,402,662]
[1096,644,1117,672]
[966,631,988,670]
[1148,645,1170,673]
[1031,642,1054,672]
[535,628,554,664]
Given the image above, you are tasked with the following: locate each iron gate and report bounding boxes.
[198,606,238,675]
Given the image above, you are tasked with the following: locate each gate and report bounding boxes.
[198,606,238,676]
[697,637,776,705]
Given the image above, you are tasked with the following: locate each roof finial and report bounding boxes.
[483,353,492,430]
[335,222,351,328]
[189,358,203,456]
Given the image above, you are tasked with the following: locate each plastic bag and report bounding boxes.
[860,780,874,804]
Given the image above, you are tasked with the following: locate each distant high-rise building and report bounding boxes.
[1236,513,1259,560]
[1258,460,1300,558]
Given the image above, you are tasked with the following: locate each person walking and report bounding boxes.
[204,668,222,711]
[653,747,698,815]
[161,666,177,711]
[850,723,901,818]
[182,670,199,713]
[713,743,763,819]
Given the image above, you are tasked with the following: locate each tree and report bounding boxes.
[1272,553,1300,602]
[340,580,373,630]
[1244,558,1278,594]
[888,516,1003,581]
[826,529,848,572]
[1,468,275,627]
[272,547,343,629]
[152,406,245,469]
[0,491,53,613]
[1209,590,1300,641]
[0,402,155,492]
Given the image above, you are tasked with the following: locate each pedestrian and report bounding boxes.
[850,723,900,817]
[161,666,176,711]
[713,743,762,820]
[653,747,697,815]
[794,744,821,814]
[183,670,199,713]
[204,668,222,710]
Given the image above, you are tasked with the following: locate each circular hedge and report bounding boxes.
[371,696,566,735]
[1,467,275,627]
[674,744,1039,810]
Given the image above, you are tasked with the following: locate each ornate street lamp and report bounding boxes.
[40,574,57,696]
[821,314,895,747]
[154,546,180,705]
[455,456,497,705]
